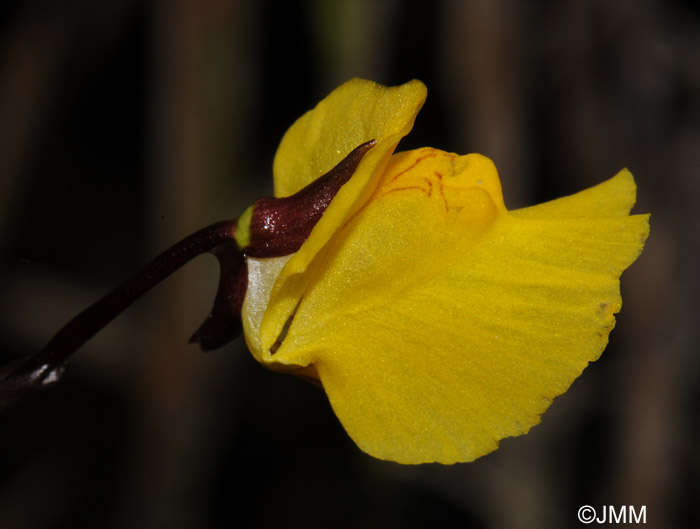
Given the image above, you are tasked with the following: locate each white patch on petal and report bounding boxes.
[241,254,292,359]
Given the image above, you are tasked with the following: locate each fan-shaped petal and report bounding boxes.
[265,150,649,463]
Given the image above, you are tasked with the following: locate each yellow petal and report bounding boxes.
[245,79,427,360]
[511,168,637,219]
[273,78,427,197]
[266,150,649,464]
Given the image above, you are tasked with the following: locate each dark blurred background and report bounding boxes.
[1,1,698,528]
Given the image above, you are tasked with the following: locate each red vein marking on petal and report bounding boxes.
[432,170,450,211]
[389,150,440,182]
[383,185,431,196]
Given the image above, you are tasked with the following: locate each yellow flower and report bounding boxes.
[240,79,649,464]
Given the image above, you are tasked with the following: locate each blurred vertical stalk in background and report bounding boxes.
[0,6,74,242]
[440,0,532,210]
[307,0,397,89]
[114,1,254,527]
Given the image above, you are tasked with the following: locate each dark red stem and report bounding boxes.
[0,220,238,411]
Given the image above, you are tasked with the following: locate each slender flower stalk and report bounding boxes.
[0,221,237,410]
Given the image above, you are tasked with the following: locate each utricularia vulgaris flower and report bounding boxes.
[0,79,649,465]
